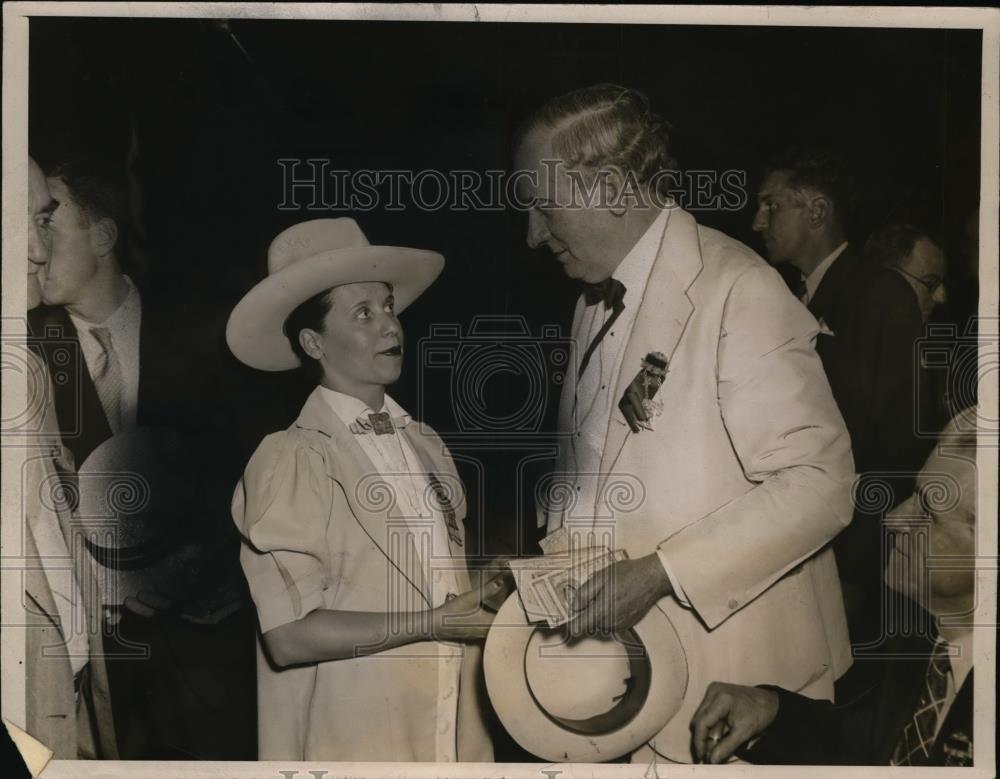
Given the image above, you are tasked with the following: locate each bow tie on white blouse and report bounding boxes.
[349,411,410,435]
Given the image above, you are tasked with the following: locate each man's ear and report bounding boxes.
[808,195,833,228]
[601,165,632,216]
[299,328,324,361]
[89,217,119,258]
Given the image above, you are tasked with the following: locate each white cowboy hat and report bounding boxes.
[484,592,688,762]
[227,218,444,370]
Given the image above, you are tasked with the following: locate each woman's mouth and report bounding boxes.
[378,345,402,357]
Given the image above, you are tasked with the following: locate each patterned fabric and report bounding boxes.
[426,472,463,547]
[349,411,407,435]
[890,640,952,765]
[90,326,123,432]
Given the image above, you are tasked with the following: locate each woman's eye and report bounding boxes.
[357,308,371,320]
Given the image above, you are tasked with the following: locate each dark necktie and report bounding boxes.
[890,640,953,765]
[789,268,808,304]
[578,278,626,378]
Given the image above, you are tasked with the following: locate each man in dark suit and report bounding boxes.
[752,148,882,636]
[831,225,950,647]
[751,147,870,380]
[27,157,257,759]
[838,224,949,477]
[690,408,977,767]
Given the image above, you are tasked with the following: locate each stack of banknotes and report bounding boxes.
[507,544,628,628]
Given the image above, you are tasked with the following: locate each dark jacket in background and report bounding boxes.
[746,630,973,766]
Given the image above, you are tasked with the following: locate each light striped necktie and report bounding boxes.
[890,640,952,765]
[90,326,124,433]
[349,411,408,435]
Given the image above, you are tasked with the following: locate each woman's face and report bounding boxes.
[302,282,403,398]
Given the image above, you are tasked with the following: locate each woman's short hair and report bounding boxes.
[283,287,334,382]
[517,84,676,192]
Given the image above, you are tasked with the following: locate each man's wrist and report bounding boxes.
[645,552,674,599]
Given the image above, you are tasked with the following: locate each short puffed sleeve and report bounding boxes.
[232,431,334,633]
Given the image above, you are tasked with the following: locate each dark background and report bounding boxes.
[27,15,983,762]
[28,14,983,554]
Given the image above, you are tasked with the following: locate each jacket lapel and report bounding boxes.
[598,207,702,482]
[293,389,433,609]
[806,244,856,323]
[403,428,471,590]
[29,307,112,466]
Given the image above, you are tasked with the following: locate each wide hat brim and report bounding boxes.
[484,592,688,762]
[226,245,444,371]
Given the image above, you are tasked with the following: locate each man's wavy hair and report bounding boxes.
[516,84,677,195]
[763,146,855,234]
[46,156,143,282]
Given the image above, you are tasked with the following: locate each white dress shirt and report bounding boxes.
[566,210,666,526]
[556,209,691,602]
[803,241,848,304]
[69,276,142,433]
[316,385,465,762]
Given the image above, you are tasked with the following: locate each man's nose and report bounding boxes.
[526,209,549,249]
[933,283,947,307]
[751,205,768,232]
[27,227,47,267]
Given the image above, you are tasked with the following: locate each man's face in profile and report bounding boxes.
[906,237,948,323]
[27,158,56,309]
[41,176,101,307]
[514,127,624,284]
[884,446,976,618]
[752,170,812,266]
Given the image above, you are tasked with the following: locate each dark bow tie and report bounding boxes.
[582,277,626,311]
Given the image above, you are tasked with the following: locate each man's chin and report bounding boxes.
[27,277,42,309]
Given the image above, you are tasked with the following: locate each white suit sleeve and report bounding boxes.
[656,263,855,629]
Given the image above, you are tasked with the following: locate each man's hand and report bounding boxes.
[690,682,779,764]
[567,553,673,636]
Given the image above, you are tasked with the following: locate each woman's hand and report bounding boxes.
[431,573,510,642]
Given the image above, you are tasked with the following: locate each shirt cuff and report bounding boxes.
[656,546,691,607]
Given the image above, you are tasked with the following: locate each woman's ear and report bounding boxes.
[299,328,324,361]
[89,217,119,258]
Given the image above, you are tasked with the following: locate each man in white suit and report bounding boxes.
[513,85,855,763]
[16,157,117,758]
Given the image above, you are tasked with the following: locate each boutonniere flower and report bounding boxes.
[618,351,668,432]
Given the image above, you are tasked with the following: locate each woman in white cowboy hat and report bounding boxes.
[227,218,501,762]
